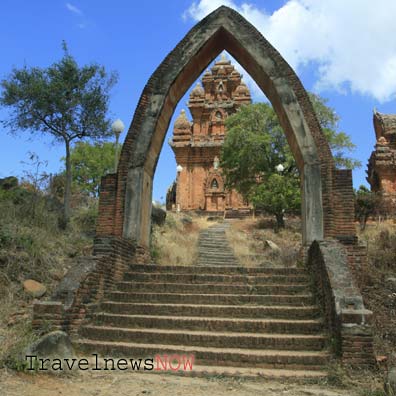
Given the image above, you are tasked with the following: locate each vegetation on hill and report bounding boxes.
[220,94,361,227]
[151,212,211,265]
[359,222,396,367]
[0,41,117,226]
[0,172,97,368]
[64,141,117,197]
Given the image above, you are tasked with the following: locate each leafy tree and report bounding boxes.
[309,93,361,169]
[355,185,381,230]
[220,94,360,227]
[0,42,118,226]
[250,173,301,229]
[64,141,116,197]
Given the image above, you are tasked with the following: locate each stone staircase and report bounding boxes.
[196,222,239,266]
[75,261,330,378]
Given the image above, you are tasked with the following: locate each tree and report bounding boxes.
[0,42,118,227]
[64,141,116,197]
[250,173,301,229]
[309,93,361,169]
[355,185,381,230]
[220,94,360,227]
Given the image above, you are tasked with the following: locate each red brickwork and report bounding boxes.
[332,169,357,241]
[32,237,149,334]
[95,6,357,246]
[32,6,373,367]
[367,111,396,214]
[308,240,375,367]
[96,174,117,236]
[168,55,251,213]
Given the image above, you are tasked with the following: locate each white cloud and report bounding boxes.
[66,2,83,15]
[184,0,396,103]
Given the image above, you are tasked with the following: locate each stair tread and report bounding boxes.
[124,276,309,281]
[82,325,326,339]
[108,291,313,298]
[94,313,323,324]
[102,302,317,310]
[128,264,304,272]
[117,281,310,287]
[71,356,327,378]
[76,338,329,356]
[139,364,328,378]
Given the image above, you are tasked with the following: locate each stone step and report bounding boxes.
[127,264,305,276]
[195,258,238,263]
[105,291,314,306]
[198,239,229,244]
[197,249,235,255]
[147,365,327,379]
[197,255,236,260]
[67,355,328,379]
[197,245,231,250]
[80,326,327,351]
[116,281,310,295]
[195,262,239,267]
[76,339,330,370]
[196,255,237,261]
[99,302,319,319]
[122,272,309,284]
[92,313,324,334]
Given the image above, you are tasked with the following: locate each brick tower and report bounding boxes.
[367,110,396,213]
[167,54,252,214]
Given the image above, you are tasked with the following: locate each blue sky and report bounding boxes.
[1,0,396,202]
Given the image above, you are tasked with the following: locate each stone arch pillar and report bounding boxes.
[96,6,356,250]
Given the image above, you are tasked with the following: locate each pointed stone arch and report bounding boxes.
[96,6,356,249]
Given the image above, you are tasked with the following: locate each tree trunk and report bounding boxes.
[62,139,72,228]
[275,213,285,230]
[359,215,367,231]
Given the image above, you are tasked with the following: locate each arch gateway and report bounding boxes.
[33,6,375,368]
[96,6,356,248]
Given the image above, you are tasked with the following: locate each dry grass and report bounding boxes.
[357,220,396,367]
[0,284,38,370]
[0,191,96,369]
[226,216,302,267]
[151,212,213,266]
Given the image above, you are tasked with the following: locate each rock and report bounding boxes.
[180,216,193,225]
[0,176,18,190]
[151,206,166,226]
[25,331,75,371]
[23,279,46,298]
[386,277,396,292]
[264,240,281,253]
[385,367,396,395]
[50,269,66,281]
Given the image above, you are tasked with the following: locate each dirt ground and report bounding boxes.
[0,368,384,396]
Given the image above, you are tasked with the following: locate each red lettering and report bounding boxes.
[155,354,168,371]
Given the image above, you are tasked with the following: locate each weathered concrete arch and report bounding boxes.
[96,6,357,249]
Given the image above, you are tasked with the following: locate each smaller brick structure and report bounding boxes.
[167,54,251,215]
[308,240,374,367]
[367,110,396,214]
[32,236,149,335]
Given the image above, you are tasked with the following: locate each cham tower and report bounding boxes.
[167,54,252,216]
[367,110,396,213]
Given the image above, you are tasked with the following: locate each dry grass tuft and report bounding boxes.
[0,190,96,369]
[226,216,302,267]
[358,220,396,367]
[151,212,212,266]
